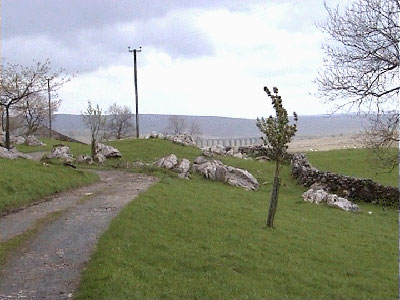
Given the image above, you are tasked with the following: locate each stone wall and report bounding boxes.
[291,153,399,206]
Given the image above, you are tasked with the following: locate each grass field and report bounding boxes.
[0,158,98,214]
[16,138,90,156]
[306,148,398,187]
[74,139,398,300]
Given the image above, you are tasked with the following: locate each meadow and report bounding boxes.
[64,138,397,300]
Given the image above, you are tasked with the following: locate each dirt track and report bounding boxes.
[0,170,157,300]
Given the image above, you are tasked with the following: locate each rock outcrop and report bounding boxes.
[95,143,122,158]
[166,134,197,147]
[46,145,73,160]
[175,158,191,179]
[302,187,360,212]
[154,154,191,179]
[192,156,259,190]
[154,154,178,169]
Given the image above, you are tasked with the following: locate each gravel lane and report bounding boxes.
[0,170,157,300]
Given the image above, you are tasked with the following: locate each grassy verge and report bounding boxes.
[306,148,398,187]
[0,158,98,214]
[75,139,398,300]
[0,210,64,267]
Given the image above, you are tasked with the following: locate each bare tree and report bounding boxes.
[167,115,187,135]
[107,103,134,139]
[17,93,61,136]
[257,87,297,228]
[188,121,202,138]
[0,60,69,149]
[82,101,106,158]
[316,0,399,166]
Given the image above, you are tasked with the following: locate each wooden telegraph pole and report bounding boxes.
[47,78,52,139]
[128,46,142,138]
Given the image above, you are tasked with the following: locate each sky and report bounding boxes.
[2,0,347,119]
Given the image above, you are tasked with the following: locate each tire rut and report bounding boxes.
[0,170,157,300]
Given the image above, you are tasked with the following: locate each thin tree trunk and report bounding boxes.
[266,159,281,228]
[91,137,96,159]
[5,106,10,150]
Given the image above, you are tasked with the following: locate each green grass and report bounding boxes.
[0,158,98,214]
[306,148,398,187]
[75,139,398,300]
[16,138,90,156]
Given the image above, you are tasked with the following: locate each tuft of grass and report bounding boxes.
[75,140,398,300]
[0,158,98,214]
[306,148,398,187]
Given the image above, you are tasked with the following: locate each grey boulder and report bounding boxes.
[95,143,122,158]
[192,156,259,190]
[154,154,178,169]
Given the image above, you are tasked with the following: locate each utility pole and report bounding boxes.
[128,46,142,138]
[47,78,52,139]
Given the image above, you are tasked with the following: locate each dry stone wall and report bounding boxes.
[291,153,399,206]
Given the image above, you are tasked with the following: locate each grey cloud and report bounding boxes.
[2,0,264,38]
[3,5,217,72]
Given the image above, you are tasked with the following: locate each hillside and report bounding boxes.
[52,113,370,142]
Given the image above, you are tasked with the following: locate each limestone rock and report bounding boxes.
[225,166,259,190]
[0,146,32,160]
[11,135,26,145]
[175,158,191,179]
[167,134,196,147]
[94,153,106,164]
[95,143,122,158]
[154,154,178,169]
[192,159,227,181]
[326,194,359,212]
[25,135,45,146]
[76,154,94,165]
[47,145,73,160]
[192,156,259,190]
[233,152,244,159]
[302,187,359,212]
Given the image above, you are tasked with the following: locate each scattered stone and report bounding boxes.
[154,154,178,169]
[25,135,45,146]
[76,154,94,165]
[302,187,359,212]
[95,143,122,158]
[192,156,259,190]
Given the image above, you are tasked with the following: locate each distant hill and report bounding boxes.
[52,113,370,142]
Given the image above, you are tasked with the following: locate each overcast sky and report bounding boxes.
[2,0,346,118]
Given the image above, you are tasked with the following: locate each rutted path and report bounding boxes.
[0,170,157,300]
